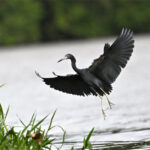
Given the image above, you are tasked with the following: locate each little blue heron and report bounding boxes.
[36,28,134,118]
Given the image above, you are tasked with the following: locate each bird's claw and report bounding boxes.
[99,88,115,109]
[97,92,115,119]
[107,100,115,109]
[98,94,107,119]
[102,107,107,120]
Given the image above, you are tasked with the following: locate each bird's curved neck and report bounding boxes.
[71,58,79,73]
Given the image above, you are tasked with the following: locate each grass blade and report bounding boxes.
[46,110,57,134]
[83,128,94,149]
[0,84,5,88]
[30,115,48,133]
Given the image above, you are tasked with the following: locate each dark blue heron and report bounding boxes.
[36,28,134,118]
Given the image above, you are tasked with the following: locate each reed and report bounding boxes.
[0,103,94,150]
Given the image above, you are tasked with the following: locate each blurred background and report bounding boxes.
[0,0,150,46]
[1,0,150,149]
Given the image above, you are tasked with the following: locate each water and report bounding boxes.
[0,36,150,149]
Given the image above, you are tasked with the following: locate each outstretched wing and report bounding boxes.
[89,28,134,84]
[35,72,96,96]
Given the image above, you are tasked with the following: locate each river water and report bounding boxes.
[0,36,150,149]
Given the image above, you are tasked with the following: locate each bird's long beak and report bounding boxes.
[57,56,67,63]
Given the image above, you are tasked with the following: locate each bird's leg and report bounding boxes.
[97,93,107,120]
[99,88,115,109]
[104,93,114,109]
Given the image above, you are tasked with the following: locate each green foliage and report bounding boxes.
[42,0,150,41]
[1,0,150,45]
[0,103,94,150]
[0,104,65,149]
[82,128,94,150]
[0,0,42,45]
[0,84,5,88]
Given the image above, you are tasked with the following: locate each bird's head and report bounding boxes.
[57,54,75,63]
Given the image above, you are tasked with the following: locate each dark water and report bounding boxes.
[60,140,150,150]
[0,36,150,149]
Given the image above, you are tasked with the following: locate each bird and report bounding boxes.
[36,28,134,119]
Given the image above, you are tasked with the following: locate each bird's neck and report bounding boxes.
[71,58,79,73]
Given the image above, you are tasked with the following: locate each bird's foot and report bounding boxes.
[98,94,107,119]
[101,106,107,120]
[99,88,115,109]
[107,99,115,109]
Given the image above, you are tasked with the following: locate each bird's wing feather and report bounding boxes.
[89,28,134,84]
[36,72,96,96]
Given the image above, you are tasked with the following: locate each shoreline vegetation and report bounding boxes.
[0,0,150,46]
[0,103,94,150]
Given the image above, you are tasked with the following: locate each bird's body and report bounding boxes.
[36,28,134,118]
[79,68,111,96]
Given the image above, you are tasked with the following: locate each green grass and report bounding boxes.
[0,103,94,150]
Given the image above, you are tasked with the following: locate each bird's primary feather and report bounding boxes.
[37,72,96,96]
[89,28,134,84]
